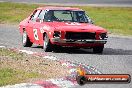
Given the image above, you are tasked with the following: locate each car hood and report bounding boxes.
[44,22,107,33]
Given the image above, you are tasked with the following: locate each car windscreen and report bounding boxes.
[44,10,89,23]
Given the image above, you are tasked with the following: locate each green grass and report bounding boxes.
[0,2,38,24]
[0,68,40,86]
[0,48,69,86]
[0,48,42,86]
[0,2,132,35]
[79,6,132,35]
[0,48,24,60]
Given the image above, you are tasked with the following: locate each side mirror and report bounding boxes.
[86,15,94,24]
[89,19,94,24]
[88,18,94,24]
[36,18,41,22]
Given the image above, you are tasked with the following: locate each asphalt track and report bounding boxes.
[0,1,132,88]
[0,0,132,7]
[0,24,132,88]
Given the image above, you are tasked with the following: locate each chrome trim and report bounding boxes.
[51,38,107,44]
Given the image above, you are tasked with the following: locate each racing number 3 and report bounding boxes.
[33,29,39,40]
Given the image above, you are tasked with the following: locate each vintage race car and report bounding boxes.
[19,7,108,53]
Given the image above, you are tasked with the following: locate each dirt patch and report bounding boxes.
[0,48,69,83]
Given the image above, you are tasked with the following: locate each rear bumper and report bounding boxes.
[51,38,107,44]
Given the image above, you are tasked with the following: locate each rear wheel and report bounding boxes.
[93,46,104,53]
[22,31,32,47]
[43,34,52,52]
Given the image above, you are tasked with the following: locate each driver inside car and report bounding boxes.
[44,11,58,22]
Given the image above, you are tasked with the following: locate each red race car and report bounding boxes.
[19,7,108,53]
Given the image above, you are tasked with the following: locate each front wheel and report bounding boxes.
[93,46,104,53]
[22,31,33,47]
[43,34,52,52]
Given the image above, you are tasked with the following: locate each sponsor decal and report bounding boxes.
[65,22,81,25]
[40,27,44,33]
[40,26,50,34]
[43,25,50,30]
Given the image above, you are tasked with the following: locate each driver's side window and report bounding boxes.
[30,10,41,22]
[38,10,46,22]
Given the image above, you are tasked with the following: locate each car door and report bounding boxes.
[26,9,41,43]
[33,10,47,45]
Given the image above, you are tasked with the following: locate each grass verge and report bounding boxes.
[79,6,132,36]
[0,48,69,86]
[0,68,40,86]
[0,2,132,35]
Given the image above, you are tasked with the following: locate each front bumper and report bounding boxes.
[51,38,107,44]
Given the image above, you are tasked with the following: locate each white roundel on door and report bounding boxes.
[33,29,39,40]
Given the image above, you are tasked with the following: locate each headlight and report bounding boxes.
[100,33,108,40]
[53,31,61,38]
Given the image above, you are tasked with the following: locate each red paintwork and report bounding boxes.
[19,7,107,47]
[37,6,82,11]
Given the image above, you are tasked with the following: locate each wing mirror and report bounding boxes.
[88,18,94,24]
[36,18,41,22]
[89,19,94,24]
[86,15,94,24]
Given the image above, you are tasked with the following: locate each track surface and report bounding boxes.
[0,24,132,88]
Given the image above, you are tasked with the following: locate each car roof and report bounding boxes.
[37,6,83,11]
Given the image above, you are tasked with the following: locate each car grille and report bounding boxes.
[65,32,96,39]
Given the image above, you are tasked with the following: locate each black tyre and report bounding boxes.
[76,76,87,85]
[22,31,32,47]
[52,45,62,52]
[93,46,104,53]
[43,34,52,52]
